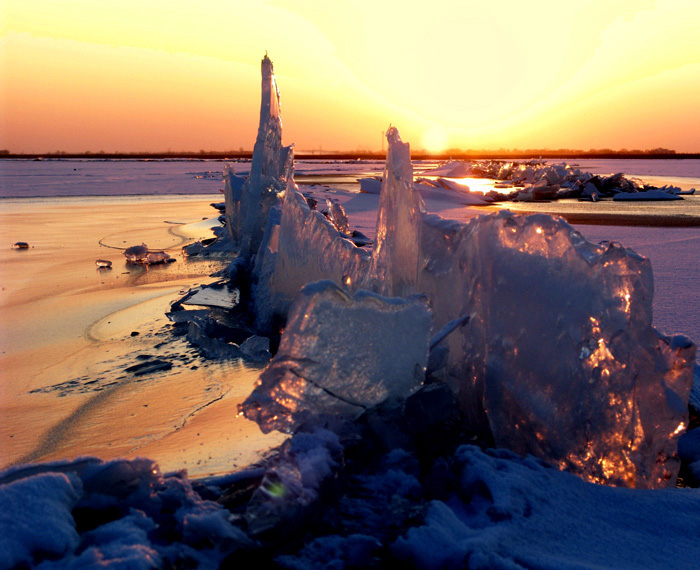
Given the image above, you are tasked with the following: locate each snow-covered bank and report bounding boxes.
[3,420,700,570]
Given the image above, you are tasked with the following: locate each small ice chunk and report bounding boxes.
[187,317,243,360]
[241,280,431,434]
[358,177,382,194]
[182,283,240,309]
[325,197,351,235]
[143,251,173,265]
[240,335,272,361]
[123,243,173,265]
[123,243,149,262]
[182,241,204,257]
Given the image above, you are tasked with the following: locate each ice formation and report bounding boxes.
[223,55,293,257]
[123,243,173,265]
[251,177,371,330]
[213,55,698,487]
[245,126,695,488]
[242,280,431,433]
[428,158,691,201]
[325,197,351,235]
[367,127,426,298]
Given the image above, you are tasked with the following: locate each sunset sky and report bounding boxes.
[1,0,699,153]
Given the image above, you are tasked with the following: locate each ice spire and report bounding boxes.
[369,127,426,297]
[224,54,292,257]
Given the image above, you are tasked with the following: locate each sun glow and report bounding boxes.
[421,126,448,153]
[2,0,699,152]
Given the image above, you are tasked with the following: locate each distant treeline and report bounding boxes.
[1,148,699,160]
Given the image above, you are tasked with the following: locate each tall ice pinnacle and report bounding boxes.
[224,54,292,257]
[369,127,426,297]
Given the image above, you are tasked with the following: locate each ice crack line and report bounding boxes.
[287,365,367,411]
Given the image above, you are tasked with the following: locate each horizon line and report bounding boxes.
[2,148,700,160]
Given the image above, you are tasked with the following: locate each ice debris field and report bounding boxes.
[2,55,700,570]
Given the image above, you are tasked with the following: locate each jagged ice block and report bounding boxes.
[241,280,431,434]
[247,126,695,487]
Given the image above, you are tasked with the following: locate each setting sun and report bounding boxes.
[421,126,449,153]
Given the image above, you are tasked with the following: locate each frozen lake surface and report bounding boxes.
[1,157,699,197]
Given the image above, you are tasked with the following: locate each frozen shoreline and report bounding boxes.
[0,197,286,477]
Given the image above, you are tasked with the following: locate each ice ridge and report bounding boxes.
[219,56,694,488]
[243,126,695,488]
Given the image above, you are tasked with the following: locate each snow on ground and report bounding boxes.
[2,438,700,569]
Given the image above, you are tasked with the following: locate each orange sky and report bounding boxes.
[1,0,699,153]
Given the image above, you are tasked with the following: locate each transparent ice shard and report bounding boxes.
[368,127,426,298]
[325,197,351,235]
[252,176,371,331]
[223,164,245,243]
[241,280,431,434]
[223,54,293,256]
[453,214,695,487]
